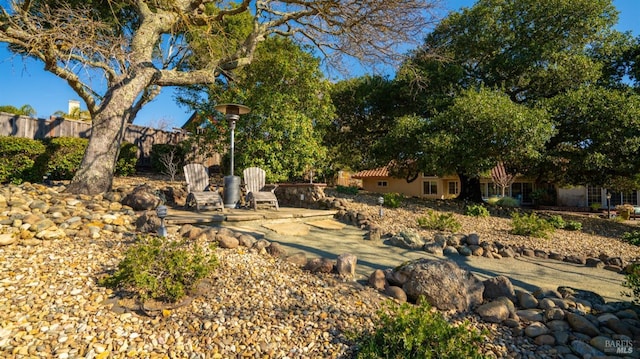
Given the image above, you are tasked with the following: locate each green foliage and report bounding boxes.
[546,215,566,229]
[0,104,36,116]
[326,75,405,171]
[335,185,359,195]
[116,142,138,176]
[622,263,640,304]
[564,221,583,231]
[465,204,490,217]
[511,212,555,238]
[590,202,602,211]
[622,231,640,246]
[494,196,520,208]
[37,137,88,180]
[150,143,190,173]
[543,87,640,189]
[352,299,488,359]
[383,192,403,208]
[417,211,462,233]
[100,236,218,303]
[0,136,47,184]
[185,37,333,183]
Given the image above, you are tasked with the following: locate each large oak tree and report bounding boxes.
[0,0,439,194]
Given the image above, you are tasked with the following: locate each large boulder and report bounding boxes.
[122,184,162,210]
[395,259,484,312]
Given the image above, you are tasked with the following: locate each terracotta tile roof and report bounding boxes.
[352,166,389,179]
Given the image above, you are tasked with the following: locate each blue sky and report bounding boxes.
[0,0,638,129]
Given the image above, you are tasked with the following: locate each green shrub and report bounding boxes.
[417,211,462,233]
[589,203,602,212]
[100,236,218,302]
[351,299,488,359]
[511,212,555,238]
[0,136,47,184]
[116,142,138,176]
[465,204,490,217]
[622,231,640,246]
[336,185,359,195]
[383,192,403,208]
[39,137,88,180]
[564,220,582,231]
[495,196,520,207]
[150,142,190,173]
[622,263,640,304]
[546,215,566,229]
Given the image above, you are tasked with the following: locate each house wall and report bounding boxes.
[361,175,453,199]
[557,187,586,207]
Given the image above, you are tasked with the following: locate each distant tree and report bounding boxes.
[325,76,405,172]
[0,104,35,116]
[541,86,640,191]
[0,0,439,195]
[182,37,334,183]
[375,88,554,202]
[401,0,618,105]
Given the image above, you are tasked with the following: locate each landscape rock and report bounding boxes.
[397,259,484,312]
[384,286,407,303]
[476,301,510,323]
[483,276,516,302]
[387,230,425,249]
[336,253,357,278]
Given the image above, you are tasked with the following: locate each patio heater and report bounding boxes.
[215,103,251,209]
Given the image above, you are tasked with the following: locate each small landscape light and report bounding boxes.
[377,196,384,218]
[156,204,168,237]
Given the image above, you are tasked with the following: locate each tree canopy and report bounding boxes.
[0,0,439,194]
[183,37,333,183]
[375,88,554,201]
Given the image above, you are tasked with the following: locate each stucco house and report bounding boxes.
[351,166,639,208]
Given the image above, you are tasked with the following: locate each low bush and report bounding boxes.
[465,204,490,217]
[622,231,640,246]
[336,185,359,195]
[564,220,582,231]
[622,263,640,304]
[151,143,190,173]
[495,196,520,207]
[116,141,138,176]
[39,137,88,180]
[417,211,462,233]
[383,192,403,208]
[100,236,218,302]
[546,215,566,229]
[0,136,47,184]
[511,212,555,239]
[351,299,488,359]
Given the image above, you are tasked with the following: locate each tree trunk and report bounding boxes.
[66,73,153,195]
[456,172,484,203]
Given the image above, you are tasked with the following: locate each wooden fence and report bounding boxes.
[0,112,206,169]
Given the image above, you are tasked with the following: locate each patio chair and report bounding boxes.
[183,163,224,212]
[243,166,279,210]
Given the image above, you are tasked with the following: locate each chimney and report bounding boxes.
[68,100,80,115]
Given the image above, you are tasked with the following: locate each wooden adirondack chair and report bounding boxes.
[243,167,279,210]
[183,163,224,212]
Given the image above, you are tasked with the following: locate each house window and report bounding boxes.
[423,181,437,195]
[377,181,388,187]
[586,186,602,206]
[511,182,533,204]
[448,181,459,195]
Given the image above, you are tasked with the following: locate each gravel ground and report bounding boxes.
[325,189,640,265]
